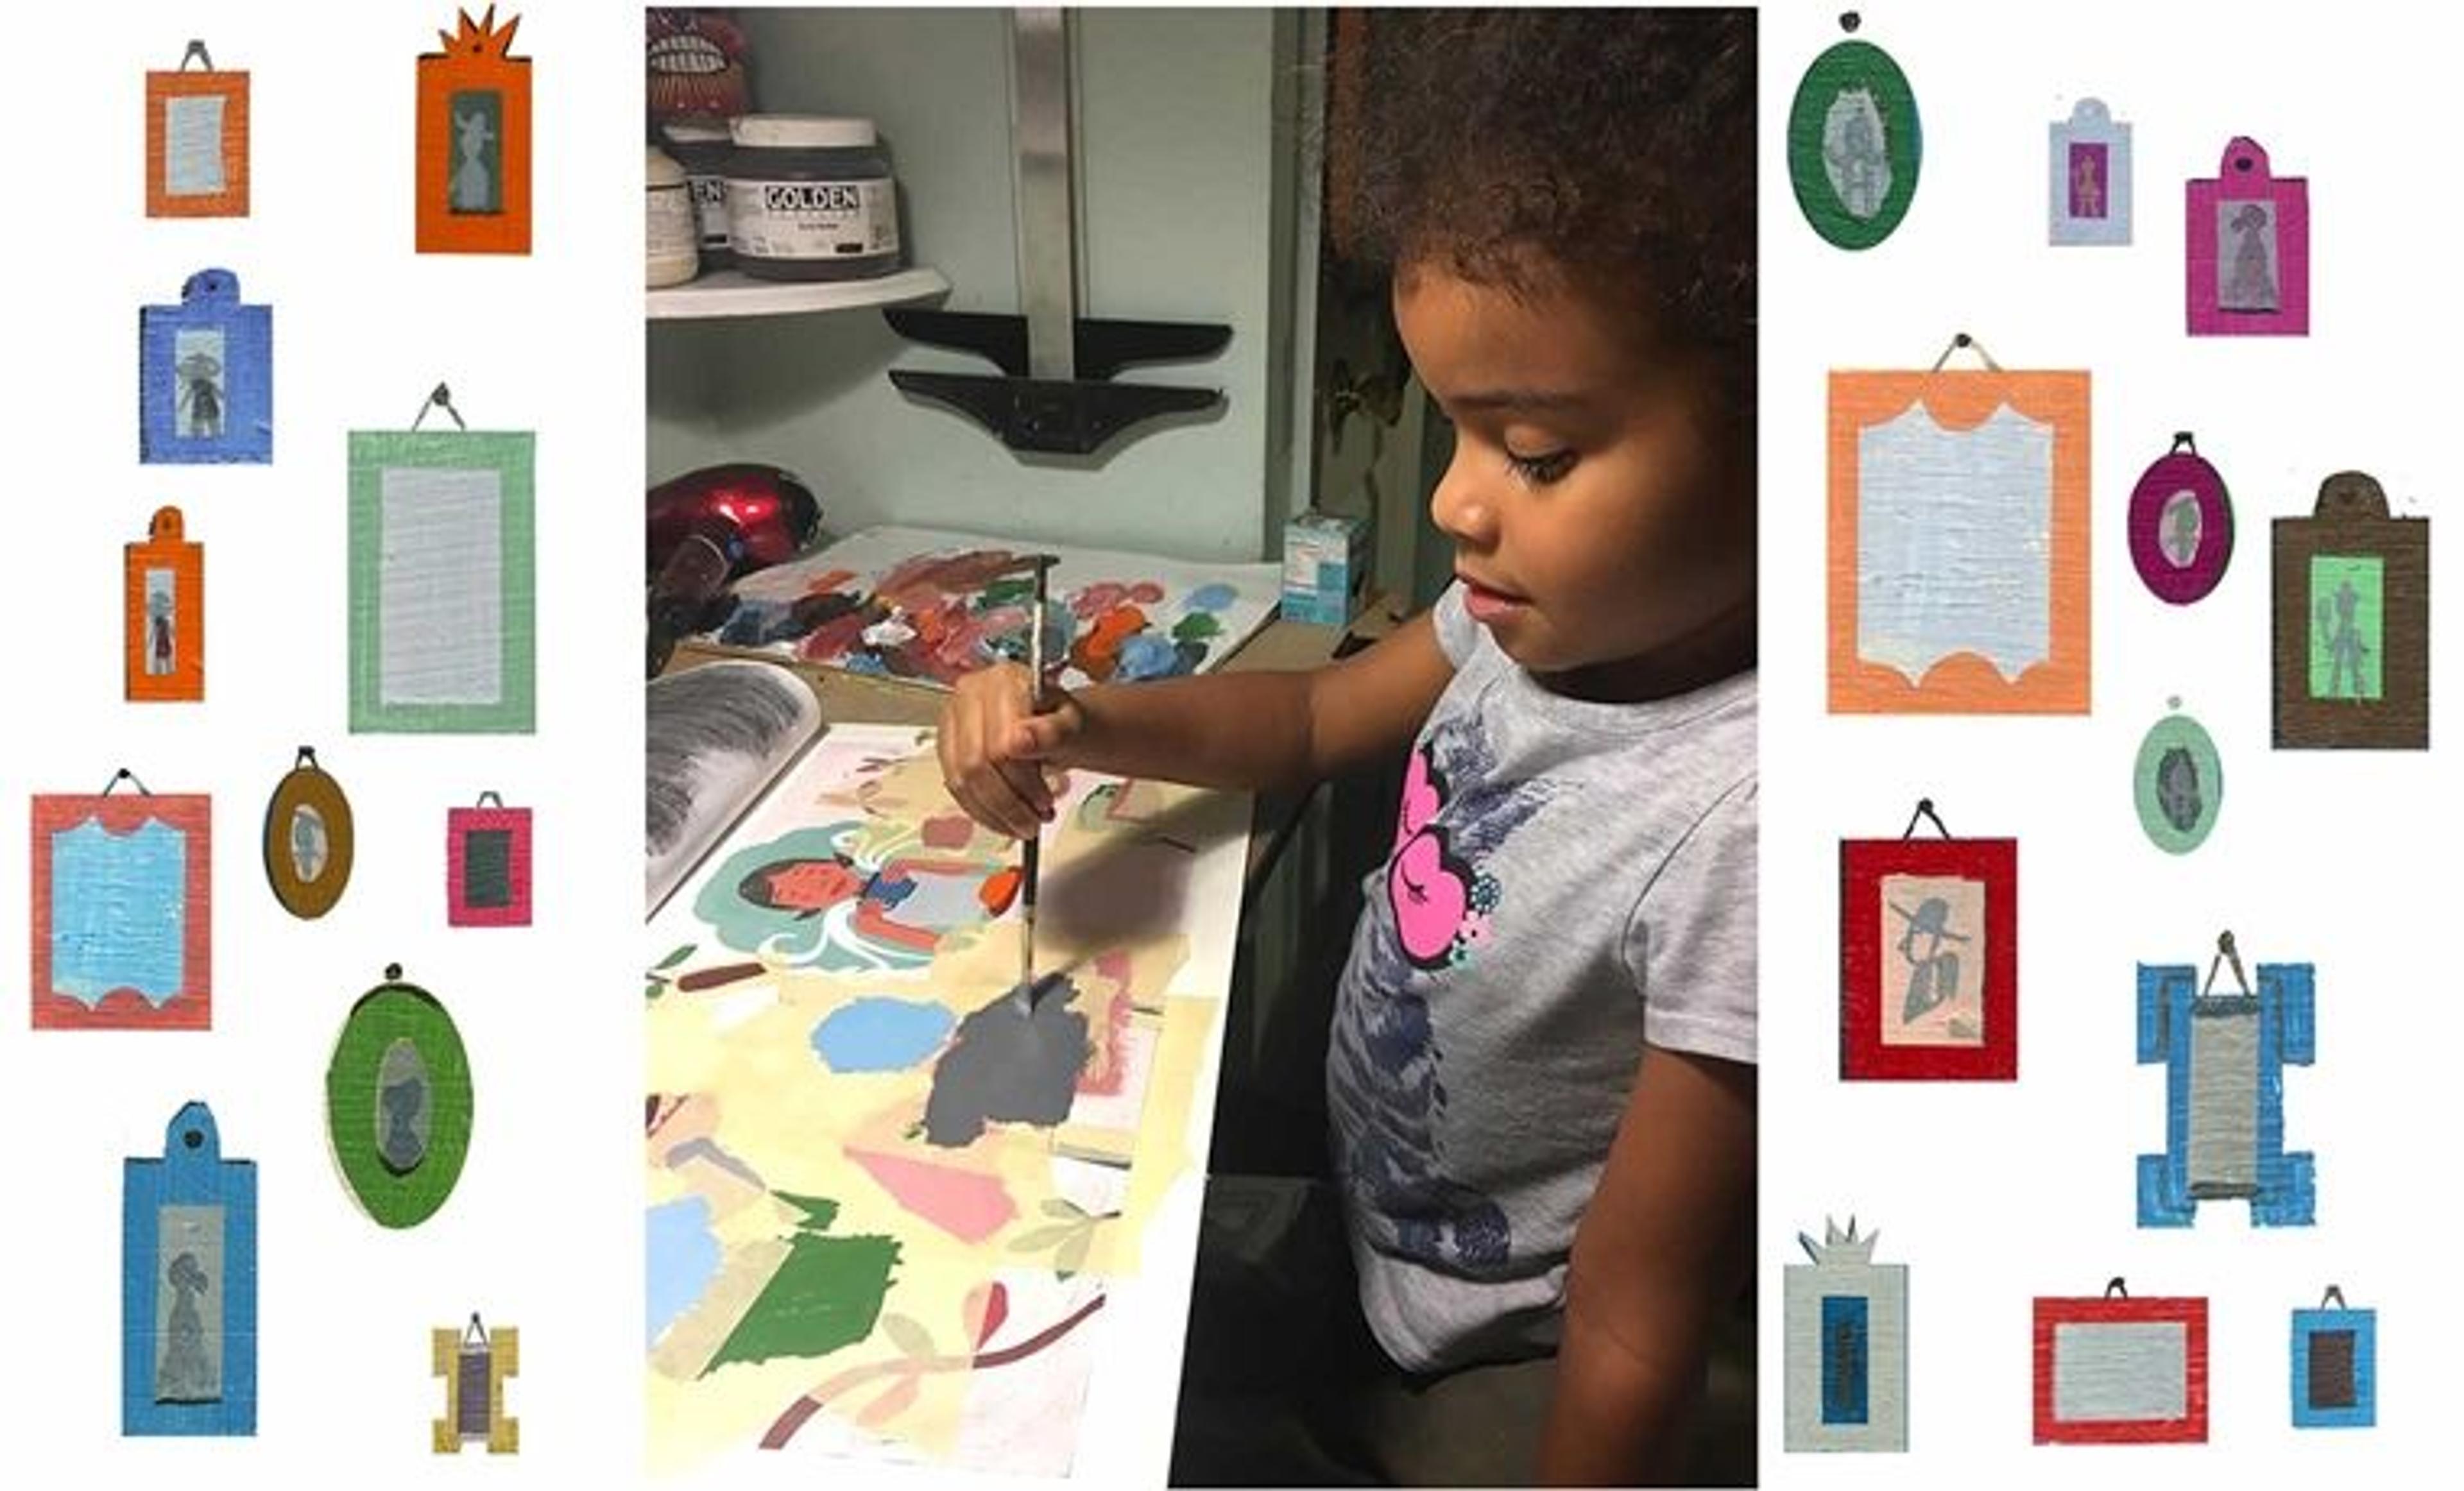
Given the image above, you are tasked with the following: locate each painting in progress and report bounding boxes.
[703,525,1281,691]
[644,724,1245,1474]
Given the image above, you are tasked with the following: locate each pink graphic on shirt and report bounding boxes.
[1388,744,1479,968]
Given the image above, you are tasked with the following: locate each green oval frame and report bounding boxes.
[2134,711,2223,854]
[1788,38,1922,250]
[263,752,355,919]
[327,977,472,1228]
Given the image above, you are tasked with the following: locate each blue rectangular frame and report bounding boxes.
[2136,958,2314,1226]
[2291,1306,2375,1428]
[138,268,271,464]
[123,1100,257,1435]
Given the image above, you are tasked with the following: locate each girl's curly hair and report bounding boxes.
[1334,8,1754,389]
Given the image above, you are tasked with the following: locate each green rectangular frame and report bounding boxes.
[348,430,536,733]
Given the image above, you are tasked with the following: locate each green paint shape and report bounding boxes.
[1171,611,1222,643]
[704,1229,899,1374]
[775,1192,842,1231]
[2309,554,2384,701]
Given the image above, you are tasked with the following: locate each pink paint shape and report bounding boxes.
[921,813,976,850]
[2187,136,2308,336]
[1077,983,1136,1098]
[849,1149,1016,1242]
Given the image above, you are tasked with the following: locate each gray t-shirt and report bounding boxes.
[1327,583,1758,1372]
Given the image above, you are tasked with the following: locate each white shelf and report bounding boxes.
[646,266,950,321]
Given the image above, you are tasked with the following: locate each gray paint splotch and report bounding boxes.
[921,976,1087,1146]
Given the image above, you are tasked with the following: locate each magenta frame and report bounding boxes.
[2128,442,2233,604]
[446,805,532,927]
[2187,137,2308,336]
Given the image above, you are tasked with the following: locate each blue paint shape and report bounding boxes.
[1185,583,1237,613]
[52,819,187,1005]
[1820,1295,1870,1425]
[812,998,955,1073]
[647,1197,724,1349]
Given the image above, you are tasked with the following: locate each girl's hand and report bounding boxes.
[937,662,1084,840]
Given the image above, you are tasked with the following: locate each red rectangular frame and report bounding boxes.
[2033,1294,2209,1444]
[31,794,213,1029]
[1841,837,2017,1079]
[447,805,532,927]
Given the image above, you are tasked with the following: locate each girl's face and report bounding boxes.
[1394,262,1753,701]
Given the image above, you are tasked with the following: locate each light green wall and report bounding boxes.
[647,8,1303,563]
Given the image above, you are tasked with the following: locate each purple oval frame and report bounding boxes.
[2129,445,2232,604]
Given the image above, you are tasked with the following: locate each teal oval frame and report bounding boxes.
[2134,711,2223,854]
[1788,39,1922,250]
[327,975,472,1228]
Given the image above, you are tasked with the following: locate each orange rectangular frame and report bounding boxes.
[416,8,533,255]
[146,68,250,217]
[1828,369,2092,713]
[125,507,204,703]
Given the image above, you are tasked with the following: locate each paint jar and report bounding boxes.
[658,119,736,270]
[723,115,902,282]
[647,145,699,287]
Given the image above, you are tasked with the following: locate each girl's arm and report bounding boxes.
[941,610,1454,839]
[1536,1043,1755,1486]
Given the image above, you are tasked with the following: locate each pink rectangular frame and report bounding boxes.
[447,805,533,927]
[31,793,213,1029]
[2187,136,2308,336]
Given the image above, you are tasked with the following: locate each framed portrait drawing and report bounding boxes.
[447,794,533,926]
[2133,702,2223,855]
[2128,434,2231,605]
[123,1101,256,1436]
[2033,1282,2207,1445]
[348,423,536,734]
[2272,471,2427,749]
[31,779,211,1030]
[139,269,272,464]
[1829,354,2091,713]
[1840,815,2016,1080]
[1786,15,1920,250]
[2188,136,2308,336]
[146,42,248,217]
[125,506,203,702]
[2049,98,2129,245]
[328,966,474,1229]
[2291,1287,2375,1430]
[417,7,532,254]
[262,747,355,918]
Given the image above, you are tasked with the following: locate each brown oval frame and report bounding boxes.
[263,749,355,918]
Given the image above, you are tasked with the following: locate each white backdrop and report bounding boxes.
[7,2,644,1482]
[1763,0,2451,1481]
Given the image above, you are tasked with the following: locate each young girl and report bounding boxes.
[942,10,1754,1483]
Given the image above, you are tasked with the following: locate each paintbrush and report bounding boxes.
[1015,554,1058,1016]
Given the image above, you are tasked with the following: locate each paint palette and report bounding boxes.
[706,525,1283,692]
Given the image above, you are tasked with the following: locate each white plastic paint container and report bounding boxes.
[647,145,699,287]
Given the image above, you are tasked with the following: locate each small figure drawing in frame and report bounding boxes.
[125,507,203,703]
[2049,98,2130,246]
[2272,471,2427,749]
[1840,801,2017,1080]
[139,269,271,464]
[262,747,355,919]
[416,8,532,254]
[2128,434,2231,604]
[2188,136,2309,335]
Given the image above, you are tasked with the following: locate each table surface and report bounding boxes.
[654,593,1404,1483]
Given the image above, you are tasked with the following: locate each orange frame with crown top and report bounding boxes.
[416,8,532,254]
